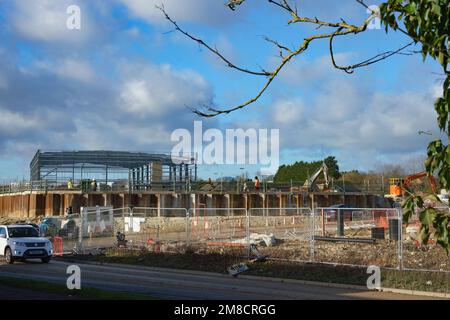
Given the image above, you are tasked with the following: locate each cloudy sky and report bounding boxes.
[0,0,445,180]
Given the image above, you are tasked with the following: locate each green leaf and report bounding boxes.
[419,208,436,226]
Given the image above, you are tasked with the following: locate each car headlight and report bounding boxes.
[13,241,26,247]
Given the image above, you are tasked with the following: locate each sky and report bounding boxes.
[0,0,445,181]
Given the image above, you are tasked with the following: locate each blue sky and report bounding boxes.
[0,0,445,181]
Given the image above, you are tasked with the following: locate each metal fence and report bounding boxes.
[0,179,194,194]
[0,177,391,195]
[35,205,450,295]
[313,207,402,269]
[248,208,315,262]
[187,208,248,256]
[77,207,128,253]
[45,205,450,273]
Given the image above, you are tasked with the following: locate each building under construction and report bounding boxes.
[0,150,393,218]
[30,150,197,191]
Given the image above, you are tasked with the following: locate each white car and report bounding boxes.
[0,224,53,264]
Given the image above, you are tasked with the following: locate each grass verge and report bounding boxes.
[62,249,450,294]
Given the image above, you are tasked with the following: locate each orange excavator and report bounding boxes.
[388,171,438,199]
[403,171,438,195]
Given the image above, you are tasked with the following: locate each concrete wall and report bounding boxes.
[0,191,392,219]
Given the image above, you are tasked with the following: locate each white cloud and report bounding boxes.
[56,59,95,83]
[28,58,95,83]
[126,27,140,37]
[263,47,442,170]
[279,53,355,86]
[0,108,40,135]
[120,64,213,116]
[265,80,441,170]
[272,98,305,125]
[0,106,67,139]
[431,82,444,99]
[119,0,238,25]
[121,80,152,113]
[10,0,92,43]
[315,81,363,122]
[0,48,218,166]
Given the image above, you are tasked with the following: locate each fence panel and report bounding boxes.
[313,207,402,268]
[187,208,248,256]
[39,214,82,254]
[248,208,314,262]
[77,207,130,253]
[56,204,450,277]
[127,207,189,253]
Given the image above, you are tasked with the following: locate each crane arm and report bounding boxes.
[303,162,330,189]
[403,171,438,194]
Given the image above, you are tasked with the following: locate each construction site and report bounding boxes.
[0,150,392,218]
[0,150,448,285]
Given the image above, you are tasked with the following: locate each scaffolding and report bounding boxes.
[29,150,197,191]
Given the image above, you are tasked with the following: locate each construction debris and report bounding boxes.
[251,233,277,246]
[249,244,268,262]
[231,233,278,247]
[313,236,376,244]
[227,263,249,277]
[406,224,420,241]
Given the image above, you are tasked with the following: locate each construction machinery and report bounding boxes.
[302,162,330,192]
[386,171,438,201]
[403,171,438,194]
[388,178,403,198]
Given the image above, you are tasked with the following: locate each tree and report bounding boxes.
[160,0,449,250]
[273,156,340,183]
[379,0,449,251]
[274,161,312,183]
[324,156,341,179]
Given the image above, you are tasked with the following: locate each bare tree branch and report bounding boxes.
[263,36,293,54]
[355,0,371,11]
[162,1,420,117]
[191,27,368,118]
[330,30,415,73]
[227,0,246,11]
[157,5,271,77]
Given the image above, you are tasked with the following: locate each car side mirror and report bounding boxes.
[0,234,6,239]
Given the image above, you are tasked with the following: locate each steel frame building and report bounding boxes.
[30,150,197,189]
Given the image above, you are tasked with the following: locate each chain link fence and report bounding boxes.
[51,205,450,274]
[248,208,315,262]
[187,208,248,257]
[39,214,82,254]
[35,204,450,295]
[71,207,127,253]
[313,207,402,268]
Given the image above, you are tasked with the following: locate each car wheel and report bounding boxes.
[5,248,14,264]
[41,257,51,264]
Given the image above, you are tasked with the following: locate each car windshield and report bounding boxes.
[7,227,39,238]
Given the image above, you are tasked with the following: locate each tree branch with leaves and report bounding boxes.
[161,0,450,250]
[379,0,449,251]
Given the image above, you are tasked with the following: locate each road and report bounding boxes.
[0,259,439,300]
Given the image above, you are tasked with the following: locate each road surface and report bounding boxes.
[0,259,439,300]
